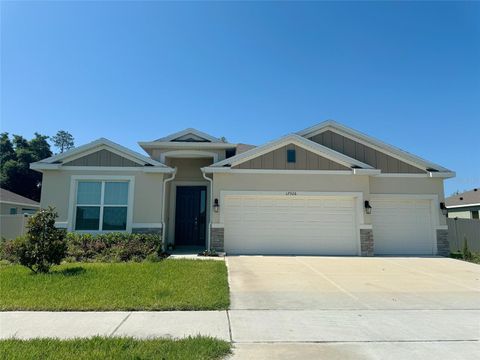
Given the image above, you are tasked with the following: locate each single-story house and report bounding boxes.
[446,188,480,220]
[31,120,454,256]
[0,188,40,240]
[0,188,40,215]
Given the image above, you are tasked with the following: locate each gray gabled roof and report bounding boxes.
[297,120,453,173]
[154,128,222,143]
[446,188,480,208]
[0,188,40,207]
[210,134,374,169]
[236,143,256,154]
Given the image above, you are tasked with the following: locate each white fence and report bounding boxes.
[0,214,30,240]
[447,218,480,253]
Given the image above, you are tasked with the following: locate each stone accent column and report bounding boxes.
[360,229,374,256]
[211,227,224,252]
[436,229,450,257]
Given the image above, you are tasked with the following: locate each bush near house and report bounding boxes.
[1,232,163,264]
[450,237,480,265]
[10,207,67,273]
[65,232,162,262]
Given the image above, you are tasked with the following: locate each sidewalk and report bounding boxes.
[2,310,479,359]
[0,311,230,340]
[2,309,479,342]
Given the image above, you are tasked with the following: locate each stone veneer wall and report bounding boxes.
[132,228,163,235]
[436,229,450,257]
[211,227,224,252]
[360,229,374,256]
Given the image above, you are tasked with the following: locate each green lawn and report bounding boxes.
[0,336,231,360]
[0,260,229,311]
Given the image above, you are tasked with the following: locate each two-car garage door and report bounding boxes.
[222,193,437,256]
[223,194,358,255]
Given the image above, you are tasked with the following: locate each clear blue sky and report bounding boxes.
[1,1,479,195]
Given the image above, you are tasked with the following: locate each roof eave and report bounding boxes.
[138,141,237,149]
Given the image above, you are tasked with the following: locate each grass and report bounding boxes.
[451,251,480,265]
[0,336,231,360]
[0,259,229,311]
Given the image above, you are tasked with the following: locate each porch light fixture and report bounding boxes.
[213,198,220,213]
[364,200,372,215]
[440,202,448,216]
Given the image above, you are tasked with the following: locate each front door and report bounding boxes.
[175,186,207,247]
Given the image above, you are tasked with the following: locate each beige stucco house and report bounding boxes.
[31,120,454,256]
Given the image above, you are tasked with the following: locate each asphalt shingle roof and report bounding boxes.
[445,188,480,207]
[0,188,39,206]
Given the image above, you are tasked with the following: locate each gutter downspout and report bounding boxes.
[201,168,213,251]
[162,168,177,250]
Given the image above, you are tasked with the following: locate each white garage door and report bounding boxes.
[223,194,358,255]
[371,197,435,255]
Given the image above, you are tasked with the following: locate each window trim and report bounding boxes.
[68,175,135,233]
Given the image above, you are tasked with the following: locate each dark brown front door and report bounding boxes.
[174,186,207,246]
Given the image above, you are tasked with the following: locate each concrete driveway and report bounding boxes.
[227,256,480,359]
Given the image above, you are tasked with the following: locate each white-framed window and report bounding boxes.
[74,180,130,231]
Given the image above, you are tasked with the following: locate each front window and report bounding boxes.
[75,180,129,231]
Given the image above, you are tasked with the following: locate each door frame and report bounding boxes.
[168,180,210,245]
[219,190,365,256]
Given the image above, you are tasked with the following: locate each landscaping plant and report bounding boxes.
[13,207,67,273]
[66,232,162,262]
[462,237,472,261]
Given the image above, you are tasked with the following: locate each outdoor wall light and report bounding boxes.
[440,202,448,216]
[213,198,220,213]
[364,200,372,214]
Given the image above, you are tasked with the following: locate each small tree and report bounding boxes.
[52,130,74,153]
[15,207,67,273]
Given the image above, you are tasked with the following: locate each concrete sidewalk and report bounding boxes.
[0,311,230,341]
[1,310,479,359]
[2,309,479,343]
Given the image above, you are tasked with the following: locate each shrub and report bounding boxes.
[462,237,472,261]
[66,232,162,262]
[14,207,67,273]
[0,237,22,263]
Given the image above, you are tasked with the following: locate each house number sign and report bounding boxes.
[285,191,297,196]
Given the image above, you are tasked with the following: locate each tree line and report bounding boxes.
[0,130,74,202]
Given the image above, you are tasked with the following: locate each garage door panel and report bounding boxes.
[224,195,358,255]
[371,197,435,255]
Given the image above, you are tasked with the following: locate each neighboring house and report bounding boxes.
[0,188,40,215]
[446,188,480,220]
[31,120,454,256]
[0,188,40,240]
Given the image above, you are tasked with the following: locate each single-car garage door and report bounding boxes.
[371,197,435,255]
[223,194,358,255]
